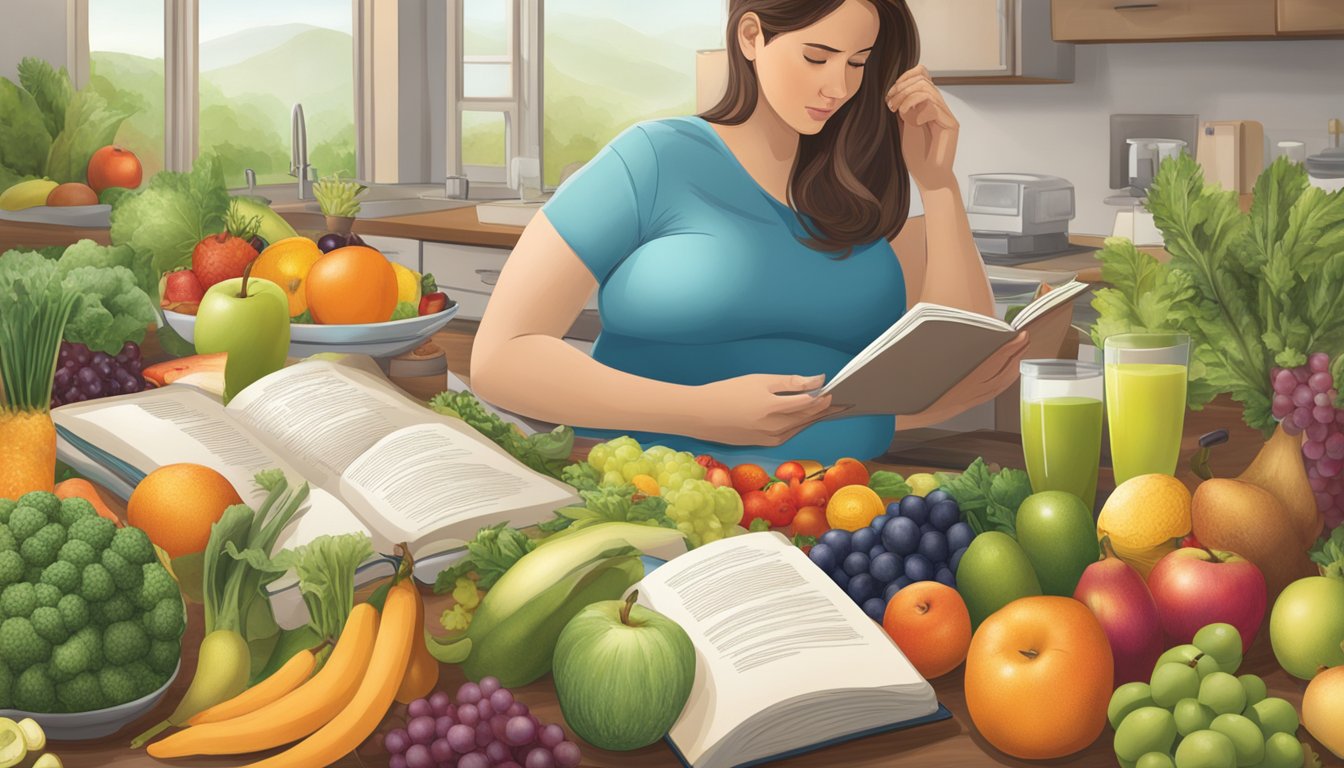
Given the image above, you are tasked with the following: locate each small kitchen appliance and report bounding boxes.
[1127,138,1187,195]
[1307,118,1344,194]
[1195,120,1265,193]
[967,173,1076,257]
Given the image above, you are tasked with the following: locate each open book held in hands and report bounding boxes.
[635,532,949,768]
[818,279,1090,416]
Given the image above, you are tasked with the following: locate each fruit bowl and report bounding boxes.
[162,295,460,359]
[0,204,112,227]
[0,660,181,741]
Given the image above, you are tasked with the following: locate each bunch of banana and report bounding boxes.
[427,522,688,688]
[0,179,58,210]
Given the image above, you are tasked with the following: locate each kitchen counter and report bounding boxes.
[52,325,1331,768]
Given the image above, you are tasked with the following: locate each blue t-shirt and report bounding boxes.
[541,116,906,466]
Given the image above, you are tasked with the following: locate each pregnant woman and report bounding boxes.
[471,0,1050,466]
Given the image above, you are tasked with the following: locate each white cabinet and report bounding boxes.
[908,0,1073,83]
[359,235,421,272]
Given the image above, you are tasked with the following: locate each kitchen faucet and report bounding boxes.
[290,103,313,200]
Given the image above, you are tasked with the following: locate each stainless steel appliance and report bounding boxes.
[967,173,1075,256]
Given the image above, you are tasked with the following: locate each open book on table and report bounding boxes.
[818,279,1090,416]
[635,532,950,768]
[51,358,581,628]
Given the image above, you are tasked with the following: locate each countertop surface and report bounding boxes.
[49,325,1334,768]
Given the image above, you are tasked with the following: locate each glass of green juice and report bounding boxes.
[1104,333,1190,485]
[1020,360,1105,510]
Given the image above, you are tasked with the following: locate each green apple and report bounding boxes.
[955,531,1042,628]
[194,266,290,404]
[1014,490,1099,596]
[552,591,695,752]
[1270,576,1344,680]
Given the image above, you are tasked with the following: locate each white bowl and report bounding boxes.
[163,295,459,359]
[0,204,111,228]
[0,660,181,741]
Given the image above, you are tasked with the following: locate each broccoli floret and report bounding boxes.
[33,582,60,608]
[14,665,56,712]
[143,597,185,641]
[0,583,36,619]
[58,539,96,570]
[50,632,93,681]
[0,662,10,708]
[0,551,23,588]
[16,491,60,522]
[0,617,50,668]
[80,563,115,602]
[68,515,115,551]
[101,550,141,592]
[98,666,138,706]
[31,605,67,646]
[57,670,104,711]
[70,626,102,668]
[40,560,80,595]
[147,639,180,675]
[100,593,137,624]
[123,659,158,698]
[56,496,97,527]
[0,525,15,552]
[57,594,88,633]
[104,620,147,666]
[21,523,65,568]
[8,507,46,541]
[111,526,156,566]
[135,563,178,611]
[0,499,15,524]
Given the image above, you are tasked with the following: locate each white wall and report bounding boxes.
[920,38,1343,235]
[0,0,70,83]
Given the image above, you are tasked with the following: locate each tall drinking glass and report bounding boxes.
[1020,360,1105,509]
[1104,333,1190,484]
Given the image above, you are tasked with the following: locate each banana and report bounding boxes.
[0,179,58,211]
[230,195,299,245]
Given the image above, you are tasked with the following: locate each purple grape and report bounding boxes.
[488,688,514,712]
[537,724,564,750]
[506,702,528,717]
[1294,386,1314,408]
[77,367,99,385]
[72,344,90,365]
[1305,440,1326,461]
[498,763,523,768]
[385,728,411,754]
[1325,433,1344,460]
[1309,371,1332,393]
[447,724,476,753]
[486,741,512,763]
[553,742,582,768]
[62,386,81,403]
[1316,405,1337,424]
[389,756,407,768]
[457,703,479,726]
[81,377,105,398]
[1293,409,1313,429]
[524,748,555,768]
[457,682,483,704]
[478,677,502,696]
[408,698,433,719]
[1274,368,1297,394]
[317,233,346,253]
[1311,353,1331,372]
[348,232,366,247]
[408,715,436,745]
[477,698,495,719]
[476,722,493,747]
[491,714,510,741]
[435,714,455,737]
[53,366,71,389]
[458,753,490,768]
[430,738,454,763]
[404,743,434,768]
[429,690,452,715]
[1318,458,1343,478]
[1308,422,1330,443]
[106,378,123,396]
[504,715,536,747]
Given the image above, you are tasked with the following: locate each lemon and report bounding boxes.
[907,473,939,497]
[826,485,884,531]
[391,262,421,304]
[1097,473,1192,578]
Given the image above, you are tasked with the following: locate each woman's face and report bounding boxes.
[739,0,879,136]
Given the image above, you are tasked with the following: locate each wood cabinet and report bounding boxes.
[908,0,1074,83]
[1053,0,1344,42]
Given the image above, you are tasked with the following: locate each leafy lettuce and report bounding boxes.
[271,534,375,643]
[45,88,134,185]
[935,458,1032,537]
[109,154,230,279]
[17,57,73,139]
[0,76,53,178]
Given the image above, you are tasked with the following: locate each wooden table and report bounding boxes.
[54,326,1336,768]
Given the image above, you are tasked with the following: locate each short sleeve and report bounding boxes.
[542,125,658,284]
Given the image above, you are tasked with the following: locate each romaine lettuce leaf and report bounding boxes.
[45,88,134,184]
[17,57,73,139]
[0,77,53,178]
[58,264,158,354]
[109,154,230,281]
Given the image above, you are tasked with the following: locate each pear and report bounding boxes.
[1236,425,1322,550]
[1190,478,1317,600]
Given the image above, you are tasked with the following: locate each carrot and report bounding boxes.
[0,411,56,499]
[54,477,122,525]
[147,603,378,758]
[394,585,439,704]
[239,576,418,768]
[185,644,320,726]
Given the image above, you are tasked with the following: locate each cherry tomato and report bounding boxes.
[788,505,830,538]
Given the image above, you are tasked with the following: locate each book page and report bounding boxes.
[337,422,580,551]
[1009,279,1090,330]
[636,533,933,766]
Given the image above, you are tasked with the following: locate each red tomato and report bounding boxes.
[794,479,830,509]
[775,461,806,484]
[822,457,871,496]
[730,463,770,496]
[788,505,830,538]
[86,145,143,193]
[763,481,798,527]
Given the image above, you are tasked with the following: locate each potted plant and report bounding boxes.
[312,174,367,237]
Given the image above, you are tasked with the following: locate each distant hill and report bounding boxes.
[201,23,322,71]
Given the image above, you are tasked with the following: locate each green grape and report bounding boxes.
[587,444,611,469]
[1174,730,1236,768]
[664,479,740,548]
[1110,682,1157,730]
[1152,662,1201,707]
[621,458,654,482]
[1259,732,1304,768]
[1137,753,1176,768]
[1192,624,1243,674]
[1208,713,1264,767]
[1246,698,1298,739]
[1198,672,1247,716]
[1157,645,1222,679]
[1174,698,1216,737]
[1114,707,1178,764]
[1237,674,1267,708]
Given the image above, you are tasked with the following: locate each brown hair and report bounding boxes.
[700,0,920,257]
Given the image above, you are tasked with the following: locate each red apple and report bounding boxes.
[775,461,806,484]
[1073,541,1164,685]
[694,454,727,472]
[1147,547,1267,650]
[705,467,732,489]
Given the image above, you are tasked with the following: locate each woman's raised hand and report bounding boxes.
[687,373,851,447]
[887,64,959,192]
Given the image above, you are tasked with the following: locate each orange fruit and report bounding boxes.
[964,596,1114,760]
[882,582,972,679]
[787,505,830,538]
[825,484,883,531]
[729,464,770,495]
[251,236,323,316]
[127,463,243,558]
[822,457,870,496]
[305,245,398,324]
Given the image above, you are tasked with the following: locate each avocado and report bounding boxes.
[956,531,1042,629]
